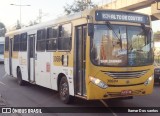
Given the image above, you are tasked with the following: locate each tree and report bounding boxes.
[0,22,6,37]
[64,0,97,15]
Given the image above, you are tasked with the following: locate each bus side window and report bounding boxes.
[13,34,20,51]
[20,33,27,51]
[36,29,46,52]
[5,37,9,51]
[46,27,57,51]
[58,23,72,50]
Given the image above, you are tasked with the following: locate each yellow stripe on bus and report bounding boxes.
[4,52,9,58]
[12,52,19,59]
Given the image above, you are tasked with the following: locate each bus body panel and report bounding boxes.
[50,66,74,95]
[86,64,154,99]
[12,52,19,78]
[4,52,9,74]
[19,52,28,81]
[87,79,154,100]
[51,51,74,95]
[35,52,52,89]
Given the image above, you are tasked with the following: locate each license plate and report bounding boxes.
[121,90,132,95]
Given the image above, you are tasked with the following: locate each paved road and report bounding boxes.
[0,64,160,116]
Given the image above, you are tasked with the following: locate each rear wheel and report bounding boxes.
[59,76,72,104]
[17,68,24,86]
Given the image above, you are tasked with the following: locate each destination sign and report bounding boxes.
[95,10,150,24]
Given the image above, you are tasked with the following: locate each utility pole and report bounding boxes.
[10,0,31,27]
[38,9,42,23]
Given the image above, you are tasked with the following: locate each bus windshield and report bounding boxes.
[91,24,153,66]
[0,44,4,54]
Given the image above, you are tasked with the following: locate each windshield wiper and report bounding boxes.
[106,21,122,49]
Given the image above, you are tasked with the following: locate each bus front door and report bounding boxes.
[75,25,87,96]
[28,35,35,83]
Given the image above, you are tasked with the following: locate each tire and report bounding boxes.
[59,76,72,104]
[17,68,24,86]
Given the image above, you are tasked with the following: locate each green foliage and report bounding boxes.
[0,22,6,37]
[64,1,97,15]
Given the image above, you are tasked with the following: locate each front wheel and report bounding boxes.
[59,76,72,104]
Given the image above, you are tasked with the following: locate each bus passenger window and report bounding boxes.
[13,35,20,51]
[46,27,57,50]
[20,33,27,51]
[5,37,9,51]
[58,23,71,50]
[36,29,46,51]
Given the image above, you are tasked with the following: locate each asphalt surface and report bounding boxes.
[0,63,160,116]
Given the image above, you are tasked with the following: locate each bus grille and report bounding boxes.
[104,70,148,79]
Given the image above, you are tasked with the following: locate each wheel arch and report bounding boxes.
[57,73,67,91]
[16,66,20,77]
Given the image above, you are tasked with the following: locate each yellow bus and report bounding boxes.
[4,8,154,104]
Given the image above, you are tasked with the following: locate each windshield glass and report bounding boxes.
[91,24,153,66]
[0,44,4,54]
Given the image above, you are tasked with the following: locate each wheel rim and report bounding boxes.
[60,81,68,100]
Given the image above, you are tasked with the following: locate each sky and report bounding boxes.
[0,0,159,32]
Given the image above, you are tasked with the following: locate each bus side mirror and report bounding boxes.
[88,23,94,37]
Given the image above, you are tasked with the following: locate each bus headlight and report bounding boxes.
[144,75,153,86]
[89,76,108,89]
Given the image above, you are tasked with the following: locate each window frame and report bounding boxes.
[36,29,46,52]
[5,37,9,51]
[46,26,58,52]
[57,23,72,52]
[90,24,153,67]
[20,32,27,52]
[13,34,20,51]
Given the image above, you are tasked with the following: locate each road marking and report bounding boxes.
[100,99,109,107]
[100,100,118,116]
[0,81,6,86]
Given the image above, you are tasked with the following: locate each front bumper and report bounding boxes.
[87,79,154,100]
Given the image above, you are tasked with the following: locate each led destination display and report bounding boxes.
[95,10,150,24]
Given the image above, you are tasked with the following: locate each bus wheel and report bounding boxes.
[59,76,72,104]
[17,68,24,86]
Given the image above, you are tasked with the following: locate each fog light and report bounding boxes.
[144,75,153,86]
[89,76,108,89]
